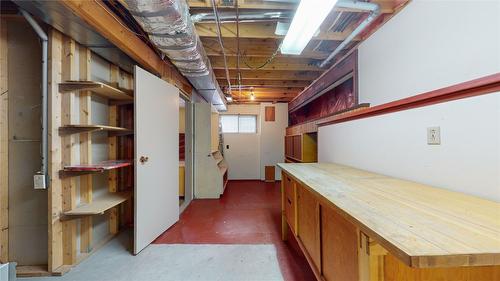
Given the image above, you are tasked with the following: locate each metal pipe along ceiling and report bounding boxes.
[319,0,381,68]
[124,0,227,111]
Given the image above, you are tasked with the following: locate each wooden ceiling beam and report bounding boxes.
[188,0,296,10]
[61,0,192,94]
[201,38,331,59]
[187,0,394,13]
[219,79,311,88]
[210,56,323,71]
[195,22,359,41]
[214,69,320,81]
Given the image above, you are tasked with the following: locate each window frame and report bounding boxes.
[220,114,258,134]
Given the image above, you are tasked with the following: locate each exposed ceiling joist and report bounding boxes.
[201,37,330,59]
[187,0,394,13]
[210,56,322,71]
[214,69,320,81]
[195,22,360,41]
[219,79,311,88]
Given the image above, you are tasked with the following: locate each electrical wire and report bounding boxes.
[242,41,282,70]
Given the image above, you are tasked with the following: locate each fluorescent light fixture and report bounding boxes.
[280,0,338,55]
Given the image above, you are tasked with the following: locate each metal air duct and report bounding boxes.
[124,0,227,111]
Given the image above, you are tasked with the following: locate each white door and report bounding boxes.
[134,66,179,254]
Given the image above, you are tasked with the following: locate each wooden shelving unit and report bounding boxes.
[59,160,132,177]
[45,35,135,275]
[59,81,133,100]
[62,192,132,218]
[59,124,133,136]
[284,133,317,163]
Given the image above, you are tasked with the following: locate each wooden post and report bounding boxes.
[61,36,77,265]
[108,65,119,234]
[79,46,93,253]
[48,28,64,272]
[0,18,8,263]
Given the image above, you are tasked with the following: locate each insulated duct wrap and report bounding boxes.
[125,0,226,110]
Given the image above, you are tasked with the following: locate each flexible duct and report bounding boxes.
[125,0,227,111]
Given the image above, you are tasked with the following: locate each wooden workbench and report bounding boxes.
[278,162,500,281]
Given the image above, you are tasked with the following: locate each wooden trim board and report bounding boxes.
[318,73,500,127]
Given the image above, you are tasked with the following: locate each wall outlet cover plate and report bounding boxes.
[427,126,441,145]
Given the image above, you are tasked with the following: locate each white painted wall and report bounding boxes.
[319,93,500,201]
[318,1,500,201]
[222,105,261,179]
[358,0,500,106]
[222,103,288,180]
[260,103,288,181]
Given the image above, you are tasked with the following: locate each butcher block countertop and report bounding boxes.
[277,162,500,268]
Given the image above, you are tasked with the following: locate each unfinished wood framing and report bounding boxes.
[47,28,134,274]
[0,18,8,264]
[48,28,64,273]
[79,45,93,254]
[108,64,119,235]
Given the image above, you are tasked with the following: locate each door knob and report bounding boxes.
[139,156,149,164]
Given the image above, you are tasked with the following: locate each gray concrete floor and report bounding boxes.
[23,231,283,281]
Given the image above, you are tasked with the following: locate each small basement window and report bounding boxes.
[221,115,257,133]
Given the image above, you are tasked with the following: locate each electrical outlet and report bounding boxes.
[427,127,441,145]
[34,174,46,189]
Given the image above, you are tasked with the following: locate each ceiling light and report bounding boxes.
[250,88,255,100]
[280,0,338,55]
[226,96,233,102]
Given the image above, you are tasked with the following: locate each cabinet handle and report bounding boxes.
[287,198,292,204]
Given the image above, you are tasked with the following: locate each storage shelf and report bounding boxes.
[59,81,133,101]
[59,124,133,136]
[60,160,132,177]
[62,191,131,217]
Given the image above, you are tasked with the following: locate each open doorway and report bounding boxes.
[179,96,193,213]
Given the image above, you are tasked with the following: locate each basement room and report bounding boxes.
[0,0,499,280]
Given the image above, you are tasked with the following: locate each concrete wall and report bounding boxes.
[222,103,288,180]
[7,21,47,265]
[318,1,500,201]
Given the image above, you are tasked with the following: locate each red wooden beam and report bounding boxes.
[317,73,500,127]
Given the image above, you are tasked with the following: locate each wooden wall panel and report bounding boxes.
[265,106,275,122]
[0,18,8,264]
[321,205,359,281]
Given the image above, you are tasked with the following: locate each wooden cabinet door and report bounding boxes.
[297,184,321,272]
[284,175,296,233]
[321,205,359,281]
[293,135,302,160]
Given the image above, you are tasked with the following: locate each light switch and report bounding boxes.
[427,127,441,145]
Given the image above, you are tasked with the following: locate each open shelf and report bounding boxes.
[59,124,133,136]
[62,191,132,218]
[59,80,133,101]
[60,160,132,177]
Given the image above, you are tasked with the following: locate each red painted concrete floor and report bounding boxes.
[154,180,315,281]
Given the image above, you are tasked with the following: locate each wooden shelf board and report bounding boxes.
[59,81,133,101]
[63,191,131,216]
[59,124,133,136]
[60,160,132,177]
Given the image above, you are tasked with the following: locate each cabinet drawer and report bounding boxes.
[284,174,296,234]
